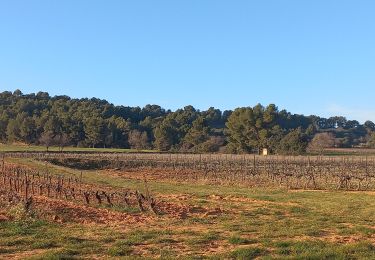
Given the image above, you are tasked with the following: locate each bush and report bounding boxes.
[8,203,30,221]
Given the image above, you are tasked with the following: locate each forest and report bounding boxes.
[1,90,375,154]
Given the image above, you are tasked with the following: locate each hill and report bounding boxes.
[1,90,374,154]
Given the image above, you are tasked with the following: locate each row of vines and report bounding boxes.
[0,155,159,214]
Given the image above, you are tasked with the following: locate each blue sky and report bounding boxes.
[0,1,374,122]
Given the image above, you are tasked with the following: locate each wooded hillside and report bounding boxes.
[1,90,374,154]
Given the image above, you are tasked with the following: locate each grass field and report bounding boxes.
[3,143,375,157]
[1,157,374,259]
[323,148,375,156]
[0,143,155,153]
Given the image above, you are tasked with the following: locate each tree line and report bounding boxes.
[1,90,375,154]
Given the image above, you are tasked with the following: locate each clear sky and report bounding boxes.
[0,1,374,122]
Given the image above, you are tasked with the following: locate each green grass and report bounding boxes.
[187,231,221,247]
[271,240,375,259]
[108,242,133,256]
[228,236,257,245]
[0,219,120,259]
[229,247,267,259]
[0,143,155,153]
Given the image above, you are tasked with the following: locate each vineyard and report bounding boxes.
[1,152,375,259]
[4,152,375,190]
[0,163,159,215]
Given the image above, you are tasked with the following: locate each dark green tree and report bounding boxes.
[153,119,178,151]
[181,117,210,152]
[226,104,279,153]
[20,117,36,143]
[6,119,20,142]
[84,116,105,148]
[276,128,308,155]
